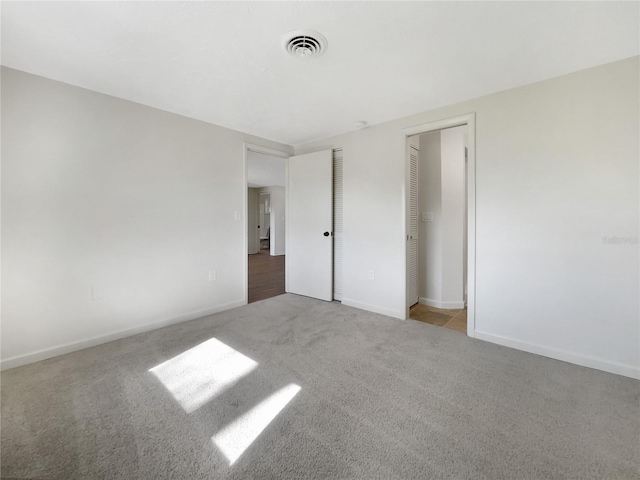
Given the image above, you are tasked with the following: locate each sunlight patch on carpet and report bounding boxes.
[149,338,258,413]
[212,383,301,465]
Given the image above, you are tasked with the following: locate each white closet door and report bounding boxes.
[407,145,419,307]
[333,149,344,301]
[286,150,333,301]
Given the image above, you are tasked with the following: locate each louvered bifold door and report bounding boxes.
[333,149,344,301]
[408,145,419,307]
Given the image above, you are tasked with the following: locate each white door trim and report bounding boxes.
[243,143,290,305]
[402,113,477,338]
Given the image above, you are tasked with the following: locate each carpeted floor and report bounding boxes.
[2,294,639,479]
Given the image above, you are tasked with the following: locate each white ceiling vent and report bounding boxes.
[282,30,327,59]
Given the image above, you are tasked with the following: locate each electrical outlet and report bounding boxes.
[368,269,375,281]
[422,212,433,222]
[91,287,102,300]
[209,270,217,282]
[234,211,241,221]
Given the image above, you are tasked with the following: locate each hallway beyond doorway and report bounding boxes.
[248,250,285,303]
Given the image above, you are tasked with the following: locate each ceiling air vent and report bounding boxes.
[282,30,328,59]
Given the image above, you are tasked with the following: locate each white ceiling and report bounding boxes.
[2,2,638,145]
[247,151,286,188]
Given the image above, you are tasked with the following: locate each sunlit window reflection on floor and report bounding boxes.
[212,383,301,465]
[149,338,258,413]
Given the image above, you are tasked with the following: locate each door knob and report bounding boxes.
[324,231,330,237]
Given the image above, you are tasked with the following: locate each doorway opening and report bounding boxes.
[244,146,343,305]
[244,144,289,304]
[404,114,476,336]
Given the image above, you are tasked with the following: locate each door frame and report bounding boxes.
[402,113,476,337]
[243,143,290,305]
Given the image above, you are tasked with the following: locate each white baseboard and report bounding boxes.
[0,300,246,371]
[474,330,640,380]
[419,297,465,309]
[341,298,405,320]
[272,250,285,256]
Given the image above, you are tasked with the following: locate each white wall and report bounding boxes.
[258,192,270,240]
[247,188,260,254]
[258,186,286,256]
[462,130,468,302]
[269,186,286,256]
[417,127,466,309]
[418,132,442,303]
[295,56,640,378]
[439,127,466,306]
[3,58,638,379]
[247,151,285,187]
[1,67,292,368]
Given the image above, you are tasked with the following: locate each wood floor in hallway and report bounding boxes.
[248,249,285,303]
[409,303,467,333]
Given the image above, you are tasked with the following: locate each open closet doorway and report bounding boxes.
[245,144,288,304]
[404,114,476,336]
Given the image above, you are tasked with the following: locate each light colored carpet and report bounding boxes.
[2,294,639,479]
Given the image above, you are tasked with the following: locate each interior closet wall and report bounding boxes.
[417,126,467,309]
[418,132,442,303]
[440,127,466,306]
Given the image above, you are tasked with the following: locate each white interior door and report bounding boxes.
[407,145,419,307]
[286,150,333,301]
